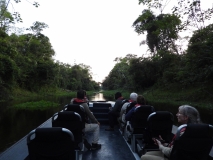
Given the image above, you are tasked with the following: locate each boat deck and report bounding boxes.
[0,119,139,160]
[82,125,138,160]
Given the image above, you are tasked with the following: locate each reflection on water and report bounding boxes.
[90,93,106,101]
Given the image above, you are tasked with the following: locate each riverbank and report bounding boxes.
[143,84,213,110]
[6,88,96,102]
[101,84,213,110]
[5,85,213,110]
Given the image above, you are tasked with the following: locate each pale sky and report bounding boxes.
[8,0,213,82]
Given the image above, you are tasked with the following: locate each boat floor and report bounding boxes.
[82,124,140,160]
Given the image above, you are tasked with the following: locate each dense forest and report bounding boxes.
[0,1,100,100]
[1,0,213,103]
[102,0,213,96]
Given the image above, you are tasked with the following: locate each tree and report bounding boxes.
[0,0,39,33]
[133,9,181,55]
[0,0,14,32]
[138,0,213,30]
[185,23,213,83]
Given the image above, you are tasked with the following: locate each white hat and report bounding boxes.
[130,92,138,101]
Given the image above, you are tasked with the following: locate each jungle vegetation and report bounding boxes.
[0,0,100,100]
[0,0,213,108]
[102,0,213,107]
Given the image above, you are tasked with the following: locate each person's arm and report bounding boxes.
[82,103,99,123]
[111,100,120,112]
[159,144,172,158]
[120,102,128,117]
[156,139,172,158]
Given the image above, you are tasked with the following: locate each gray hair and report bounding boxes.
[179,105,202,124]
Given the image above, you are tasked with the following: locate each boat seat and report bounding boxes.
[126,105,155,152]
[63,104,86,129]
[170,123,213,160]
[136,111,174,154]
[52,111,84,150]
[27,127,78,160]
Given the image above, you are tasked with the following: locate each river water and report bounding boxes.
[0,93,108,153]
[0,93,212,153]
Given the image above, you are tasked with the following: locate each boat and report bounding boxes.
[0,101,212,160]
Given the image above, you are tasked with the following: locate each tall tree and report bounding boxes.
[138,0,213,30]
[133,9,181,55]
[0,0,14,32]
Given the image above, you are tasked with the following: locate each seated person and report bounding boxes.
[105,92,124,131]
[70,90,88,104]
[125,95,146,121]
[70,89,101,150]
[119,92,138,131]
[141,105,202,160]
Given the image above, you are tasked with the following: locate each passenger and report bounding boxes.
[124,95,146,141]
[70,89,101,150]
[70,90,88,104]
[119,92,138,126]
[105,92,124,131]
[141,105,202,160]
[83,90,89,105]
[125,95,146,121]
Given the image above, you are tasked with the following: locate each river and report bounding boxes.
[0,93,212,153]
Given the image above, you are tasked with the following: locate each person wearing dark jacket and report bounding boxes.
[105,92,124,131]
[125,95,146,121]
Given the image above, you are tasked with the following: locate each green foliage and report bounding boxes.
[183,24,213,83]
[138,0,213,30]
[102,60,130,90]
[14,100,59,110]
[0,1,15,32]
[0,0,40,31]
[0,21,99,100]
[133,10,181,54]
[0,54,18,85]
[129,57,159,90]
[26,21,48,35]
[143,83,213,109]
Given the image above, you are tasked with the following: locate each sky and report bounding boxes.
[8,0,213,82]
[8,0,148,82]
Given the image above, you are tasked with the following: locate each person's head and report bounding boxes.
[114,92,122,100]
[176,105,201,124]
[130,92,138,102]
[137,95,146,105]
[77,89,85,99]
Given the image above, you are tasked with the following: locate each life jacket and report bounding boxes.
[169,127,186,147]
[73,98,86,104]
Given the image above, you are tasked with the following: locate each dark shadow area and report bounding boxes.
[83,125,135,160]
